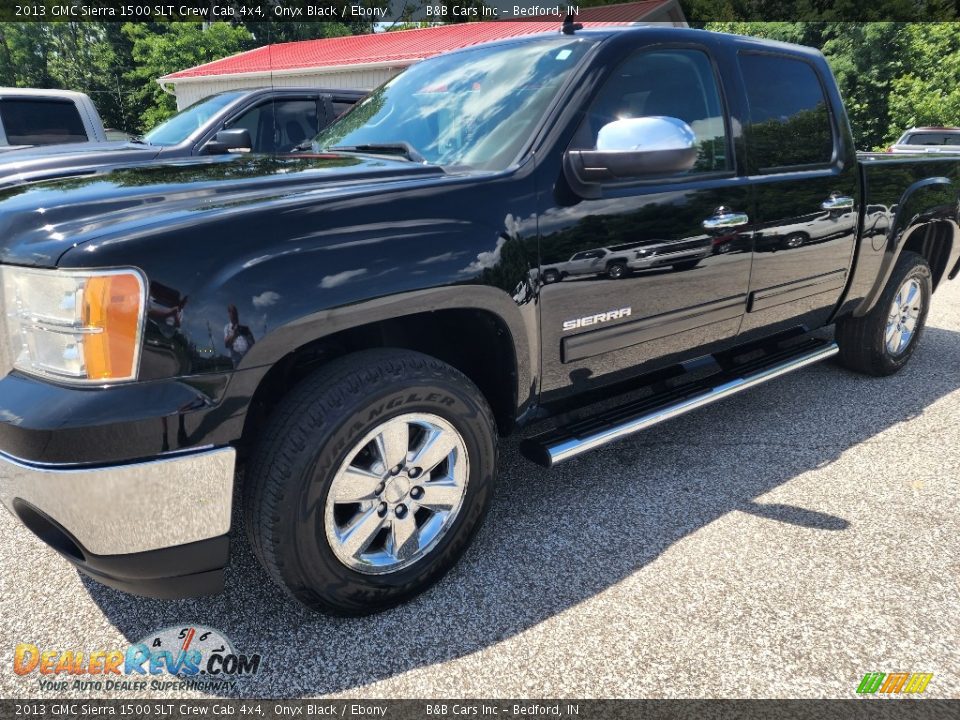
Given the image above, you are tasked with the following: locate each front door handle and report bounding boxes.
[703,207,749,230]
[822,194,854,210]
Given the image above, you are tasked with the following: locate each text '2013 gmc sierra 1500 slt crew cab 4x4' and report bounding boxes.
[1,26,959,616]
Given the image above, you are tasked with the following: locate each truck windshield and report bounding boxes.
[312,36,597,170]
[143,91,246,146]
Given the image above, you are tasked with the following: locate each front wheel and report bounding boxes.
[836,250,931,376]
[244,349,497,615]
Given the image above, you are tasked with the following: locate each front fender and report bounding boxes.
[244,284,536,414]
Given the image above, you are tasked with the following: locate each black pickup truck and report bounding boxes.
[0,86,364,188]
[1,27,958,616]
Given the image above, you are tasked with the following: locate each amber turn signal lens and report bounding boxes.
[81,273,144,381]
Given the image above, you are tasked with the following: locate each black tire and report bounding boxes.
[244,349,498,615]
[836,250,932,376]
[607,261,627,279]
[542,269,560,284]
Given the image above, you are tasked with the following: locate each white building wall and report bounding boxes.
[168,67,404,109]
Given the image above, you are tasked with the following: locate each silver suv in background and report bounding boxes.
[888,126,960,154]
[0,88,107,151]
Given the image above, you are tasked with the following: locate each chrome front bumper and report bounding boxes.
[0,447,235,556]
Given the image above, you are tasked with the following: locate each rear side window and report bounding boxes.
[739,54,834,171]
[0,99,87,146]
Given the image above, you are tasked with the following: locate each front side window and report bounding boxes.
[572,250,602,260]
[312,36,597,170]
[739,53,834,171]
[571,48,730,175]
[230,99,320,153]
[143,91,246,146]
[0,99,86,145]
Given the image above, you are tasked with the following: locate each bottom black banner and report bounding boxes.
[1,700,958,720]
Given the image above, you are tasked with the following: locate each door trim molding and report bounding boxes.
[561,294,747,364]
[748,269,847,313]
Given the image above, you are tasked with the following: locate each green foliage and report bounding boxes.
[886,23,960,139]
[686,0,955,22]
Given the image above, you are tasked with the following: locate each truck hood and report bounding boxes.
[0,141,161,189]
[0,153,445,267]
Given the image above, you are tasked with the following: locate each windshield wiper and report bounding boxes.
[127,135,151,145]
[328,142,427,164]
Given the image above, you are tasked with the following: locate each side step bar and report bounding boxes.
[521,340,839,468]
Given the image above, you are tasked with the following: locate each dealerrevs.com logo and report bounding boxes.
[13,625,262,693]
[856,672,934,696]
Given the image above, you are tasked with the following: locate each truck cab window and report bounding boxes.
[0,99,86,145]
[572,49,729,175]
[739,53,834,171]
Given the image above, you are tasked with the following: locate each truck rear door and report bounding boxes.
[733,50,859,342]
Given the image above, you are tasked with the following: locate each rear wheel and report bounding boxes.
[244,349,497,615]
[836,251,931,376]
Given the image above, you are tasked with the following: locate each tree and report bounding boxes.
[886,23,960,139]
[0,23,56,87]
[123,22,257,130]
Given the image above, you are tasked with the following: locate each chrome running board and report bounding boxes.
[521,340,839,468]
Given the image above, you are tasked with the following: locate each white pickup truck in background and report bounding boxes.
[0,87,107,151]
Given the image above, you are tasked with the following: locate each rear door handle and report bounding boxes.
[822,195,854,210]
[702,208,749,230]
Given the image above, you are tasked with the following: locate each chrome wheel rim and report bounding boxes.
[324,412,469,575]
[885,277,923,355]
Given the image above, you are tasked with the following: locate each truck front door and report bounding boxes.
[538,45,753,403]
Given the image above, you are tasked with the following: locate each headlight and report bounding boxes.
[0,266,146,384]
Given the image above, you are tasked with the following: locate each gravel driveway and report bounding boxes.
[2,280,959,700]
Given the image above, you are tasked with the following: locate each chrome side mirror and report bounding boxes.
[564,116,699,190]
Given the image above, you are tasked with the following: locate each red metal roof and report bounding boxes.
[163,5,672,80]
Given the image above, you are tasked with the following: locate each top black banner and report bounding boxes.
[1,0,958,23]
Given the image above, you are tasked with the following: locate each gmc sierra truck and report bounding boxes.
[1,27,958,616]
[0,86,364,188]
